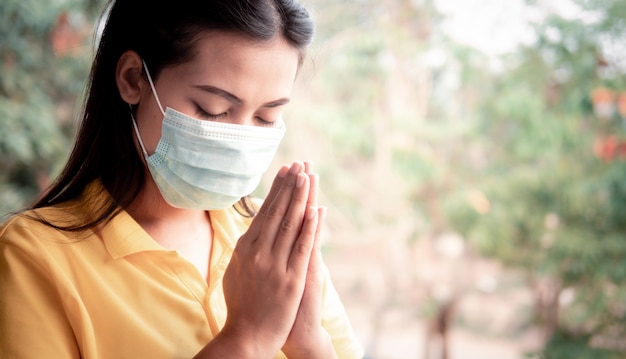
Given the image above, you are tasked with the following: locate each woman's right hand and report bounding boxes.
[200,161,318,358]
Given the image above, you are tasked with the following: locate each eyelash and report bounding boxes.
[194,104,226,120]
[255,116,274,126]
[194,103,274,125]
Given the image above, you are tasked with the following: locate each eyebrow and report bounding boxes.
[193,85,290,108]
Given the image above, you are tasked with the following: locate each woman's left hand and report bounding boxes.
[281,163,338,359]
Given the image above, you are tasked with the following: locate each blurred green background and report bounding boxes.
[2,0,626,358]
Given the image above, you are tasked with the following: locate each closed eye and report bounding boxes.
[194,103,226,120]
[194,102,279,127]
[254,116,275,126]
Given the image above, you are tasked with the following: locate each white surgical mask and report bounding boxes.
[131,61,285,210]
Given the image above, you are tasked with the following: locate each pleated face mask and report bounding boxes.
[131,61,286,210]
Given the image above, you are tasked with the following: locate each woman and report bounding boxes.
[0,0,363,358]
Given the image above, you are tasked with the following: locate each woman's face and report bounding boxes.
[134,31,301,154]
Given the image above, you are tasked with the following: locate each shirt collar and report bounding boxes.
[80,181,165,259]
[80,181,253,259]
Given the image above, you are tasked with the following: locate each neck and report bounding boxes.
[126,176,208,225]
[126,173,214,280]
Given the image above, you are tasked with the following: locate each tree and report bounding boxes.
[0,0,100,214]
[444,0,626,356]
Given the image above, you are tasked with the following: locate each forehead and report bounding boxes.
[169,31,300,94]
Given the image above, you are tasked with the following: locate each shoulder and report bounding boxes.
[0,209,91,277]
[0,181,116,248]
[0,206,87,247]
[0,209,83,297]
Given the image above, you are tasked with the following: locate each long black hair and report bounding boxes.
[31,0,314,231]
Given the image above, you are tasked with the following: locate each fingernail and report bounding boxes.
[290,161,301,174]
[307,206,318,219]
[304,160,313,173]
[277,165,289,178]
[296,173,306,187]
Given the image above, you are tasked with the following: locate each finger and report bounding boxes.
[307,207,326,293]
[287,205,319,274]
[298,206,327,317]
[314,206,327,253]
[303,160,318,208]
[244,164,290,240]
[271,171,311,259]
[303,160,313,174]
[307,173,319,208]
[256,162,306,253]
[310,206,326,275]
[266,164,291,201]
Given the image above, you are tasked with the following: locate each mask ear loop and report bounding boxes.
[142,60,165,115]
[129,60,164,158]
[129,104,149,158]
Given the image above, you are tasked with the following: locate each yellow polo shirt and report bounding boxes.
[0,181,363,359]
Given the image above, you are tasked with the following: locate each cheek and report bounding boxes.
[135,102,164,154]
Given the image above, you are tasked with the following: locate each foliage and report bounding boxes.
[0,0,100,214]
[539,330,623,359]
[288,2,626,354]
[444,0,626,354]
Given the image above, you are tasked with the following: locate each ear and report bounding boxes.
[115,50,145,105]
